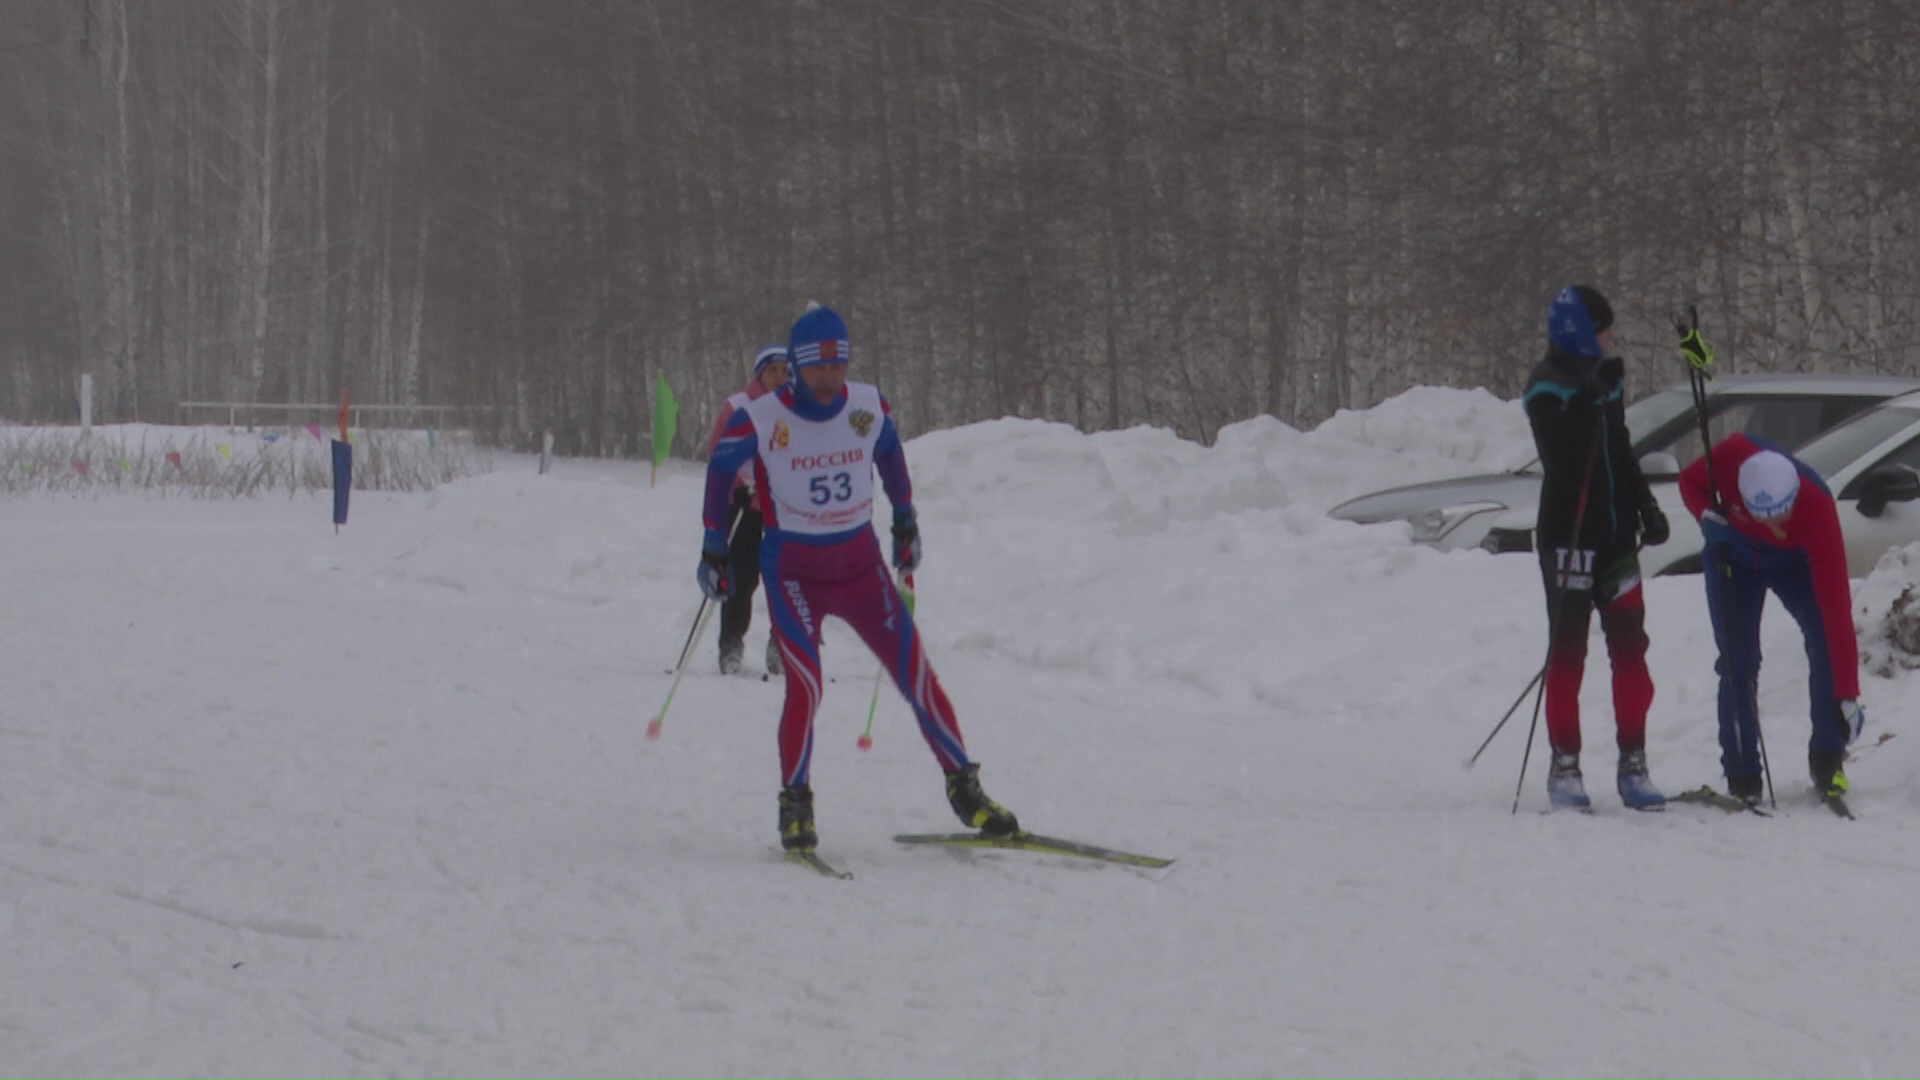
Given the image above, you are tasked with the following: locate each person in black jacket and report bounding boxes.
[1522,285,1670,810]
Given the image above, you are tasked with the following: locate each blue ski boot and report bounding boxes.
[1547,753,1591,810]
[1616,750,1666,810]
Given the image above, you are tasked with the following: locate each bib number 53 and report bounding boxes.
[809,472,854,505]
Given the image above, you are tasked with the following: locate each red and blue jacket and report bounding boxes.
[703,382,912,581]
[1678,433,1858,699]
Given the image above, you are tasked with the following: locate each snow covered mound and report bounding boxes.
[1312,383,1536,480]
[905,386,1533,533]
[891,388,1536,706]
[1854,542,1920,676]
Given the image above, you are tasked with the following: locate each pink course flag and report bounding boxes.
[71,459,89,477]
[307,423,324,441]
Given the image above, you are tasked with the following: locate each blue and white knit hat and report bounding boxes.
[752,344,788,378]
[788,304,850,368]
[1548,285,1614,359]
[1738,450,1801,520]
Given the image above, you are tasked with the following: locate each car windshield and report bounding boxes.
[1621,389,1700,451]
[1795,401,1920,479]
[1515,388,1696,475]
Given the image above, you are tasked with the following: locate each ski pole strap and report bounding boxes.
[1675,306,1715,372]
[1678,327,1715,372]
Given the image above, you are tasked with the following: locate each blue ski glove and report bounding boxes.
[1698,508,1734,547]
[1839,699,1866,745]
[697,530,732,601]
[891,506,922,574]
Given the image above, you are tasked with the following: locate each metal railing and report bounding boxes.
[173,401,494,430]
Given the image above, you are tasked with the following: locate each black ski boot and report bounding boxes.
[945,763,1020,836]
[719,636,745,675]
[1727,773,1764,805]
[778,784,817,851]
[1809,749,1848,798]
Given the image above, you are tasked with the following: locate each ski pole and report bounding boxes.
[1463,663,1545,770]
[1679,305,1774,807]
[663,512,746,674]
[1846,731,1896,763]
[665,597,711,675]
[857,572,914,751]
[648,596,719,741]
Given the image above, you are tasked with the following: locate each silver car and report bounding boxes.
[1752,389,1920,576]
[1328,374,1920,575]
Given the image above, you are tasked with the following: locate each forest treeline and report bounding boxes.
[5,1,1918,453]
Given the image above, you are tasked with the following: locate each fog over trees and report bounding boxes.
[6,1,1919,453]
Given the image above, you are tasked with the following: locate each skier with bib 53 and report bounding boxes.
[697,304,1019,853]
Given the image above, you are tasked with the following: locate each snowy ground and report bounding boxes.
[6,387,1920,1077]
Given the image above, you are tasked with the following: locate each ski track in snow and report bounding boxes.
[5,398,1920,1076]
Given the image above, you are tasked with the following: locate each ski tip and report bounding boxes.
[785,850,853,878]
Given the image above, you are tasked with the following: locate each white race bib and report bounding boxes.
[746,384,886,536]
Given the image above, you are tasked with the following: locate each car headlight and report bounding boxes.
[1409,502,1505,543]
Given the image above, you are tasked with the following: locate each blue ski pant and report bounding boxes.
[1701,544,1848,779]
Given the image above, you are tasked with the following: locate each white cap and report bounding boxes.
[752,344,787,377]
[1738,450,1800,520]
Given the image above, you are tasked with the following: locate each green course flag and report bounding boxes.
[651,372,678,485]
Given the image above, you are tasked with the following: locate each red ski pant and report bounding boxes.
[765,558,968,787]
[1539,545,1653,757]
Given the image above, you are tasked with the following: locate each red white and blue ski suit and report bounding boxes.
[703,381,969,787]
[1679,434,1859,780]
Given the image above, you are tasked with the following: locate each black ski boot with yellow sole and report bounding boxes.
[945,763,1020,836]
[1810,749,1848,798]
[778,783,817,851]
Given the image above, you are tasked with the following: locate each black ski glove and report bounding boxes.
[1592,356,1625,395]
[891,506,922,573]
[1639,496,1670,546]
[1575,357,1624,408]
